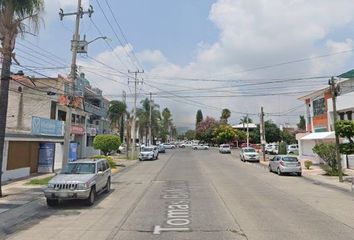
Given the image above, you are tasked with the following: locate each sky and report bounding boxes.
[14,0,354,130]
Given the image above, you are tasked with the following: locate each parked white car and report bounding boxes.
[240,147,260,162]
[139,146,159,161]
[193,144,209,150]
[287,144,299,155]
[163,143,176,149]
[265,143,279,155]
[44,159,111,206]
[219,144,231,154]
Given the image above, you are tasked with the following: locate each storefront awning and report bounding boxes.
[300,132,335,140]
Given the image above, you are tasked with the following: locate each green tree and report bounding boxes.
[136,98,160,144]
[160,108,173,142]
[214,124,236,144]
[265,120,281,143]
[280,130,296,144]
[313,143,338,175]
[185,130,196,140]
[336,120,354,167]
[196,109,203,128]
[297,115,306,131]
[0,0,44,197]
[107,100,127,143]
[220,108,231,123]
[93,135,121,155]
[240,116,253,124]
[278,142,287,154]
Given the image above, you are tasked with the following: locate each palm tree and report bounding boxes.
[220,108,231,124]
[0,0,44,197]
[107,100,126,142]
[161,108,173,142]
[240,116,253,125]
[136,98,160,145]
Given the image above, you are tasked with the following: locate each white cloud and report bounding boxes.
[80,0,354,128]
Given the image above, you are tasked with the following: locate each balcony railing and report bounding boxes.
[84,102,107,117]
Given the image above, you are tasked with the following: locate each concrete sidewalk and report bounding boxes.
[259,160,354,193]
[0,157,138,214]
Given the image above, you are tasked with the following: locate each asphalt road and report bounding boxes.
[3,148,354,240]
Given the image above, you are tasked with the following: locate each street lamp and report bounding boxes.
[75,35,109,54]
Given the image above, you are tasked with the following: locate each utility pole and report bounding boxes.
[128,70,144,159]
[59,0,93,168]
[260,107,266,161]
[148,92,157,146]
[246,114,249,147]
[329,77,343,182]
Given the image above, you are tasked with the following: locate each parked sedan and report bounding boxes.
[240,147,260,162]
[269,155,302,176]
[157,144,166,153]
[139,146,159,161]
[192,144,209,150]
[162,143,176,149]
[219,144,231,154]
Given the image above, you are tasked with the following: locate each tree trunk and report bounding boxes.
[0,50,12,197]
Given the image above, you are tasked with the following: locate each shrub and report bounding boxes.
[93,134,121,155]
[312,143,338,175]
[278,142,287,155]
[91,155,117,169]
[304,160,313,170]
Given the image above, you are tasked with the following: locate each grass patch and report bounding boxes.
[26,176,53,185]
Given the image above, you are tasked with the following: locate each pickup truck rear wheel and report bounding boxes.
[86,186,96,206]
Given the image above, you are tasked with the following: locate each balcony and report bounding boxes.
[84,102,107,117]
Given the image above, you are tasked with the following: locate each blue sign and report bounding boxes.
[69,142,78,162]
[31,116,64,137]
[38,143,55,173]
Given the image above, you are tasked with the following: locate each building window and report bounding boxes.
[58,110,66,121]
[313,98,325,116]
[347,111,353,120]
[339,112,345,120]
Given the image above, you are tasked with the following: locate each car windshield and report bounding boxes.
[142,147,154,151]
[283,157,298,162]
[223,145,230,148]
[62,163,96,174]
[244,148,256,152]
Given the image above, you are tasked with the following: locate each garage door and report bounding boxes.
[7,141,39,173]
[348,155,354,170]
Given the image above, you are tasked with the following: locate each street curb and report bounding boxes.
[112,160,139,176]
[301,174,353,194]
[259,161,353,194]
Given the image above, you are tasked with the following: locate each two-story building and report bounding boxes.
[1,72,110,182]
[297,76,354,168]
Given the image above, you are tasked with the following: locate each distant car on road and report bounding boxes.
[139,146,159,161]
[44,159,111,207]
[268,155,302,176]
[240,147,260,162]
[157,144,166,153]
[219,144,231,154]
[193,144,209,150]
[163,143,176,149]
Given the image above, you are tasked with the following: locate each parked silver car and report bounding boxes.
[240,147,260,162]
[139,146,159,161]
[44,159,111,206]
[268,155,302,176]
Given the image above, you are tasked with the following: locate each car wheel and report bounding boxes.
[268,165,272,172]
[156,154,159,160]
[86,186,96,206]
[297,172,302,177]
[46,198,58,207]
[277,168,282,176]
[105,178,111,193]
